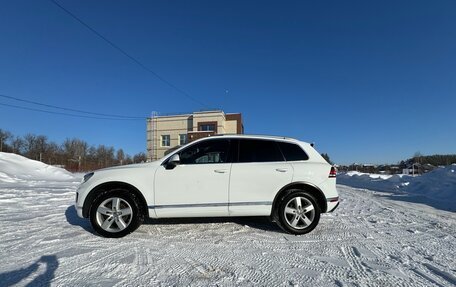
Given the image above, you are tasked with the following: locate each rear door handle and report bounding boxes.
[214,169,228,174]
[275,168,288,172]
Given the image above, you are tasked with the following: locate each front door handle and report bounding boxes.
[275,168,288,172]
[214,169,228,174]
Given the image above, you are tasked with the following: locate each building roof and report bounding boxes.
[148,110,229,119]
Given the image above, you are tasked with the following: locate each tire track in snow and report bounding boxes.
[1,183,455,286]
[423,263,456,286]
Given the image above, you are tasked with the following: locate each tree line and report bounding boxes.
[337,152,456,174]
[407,152,456,166]
[0,129,147,172]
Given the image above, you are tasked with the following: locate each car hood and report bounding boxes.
[96,160,161,172]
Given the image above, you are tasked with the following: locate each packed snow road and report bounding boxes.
[0,181,455,286]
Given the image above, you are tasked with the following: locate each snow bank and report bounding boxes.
[0,152,77,183]
[404,165,456,200]
[338,171,412,193]
[338,165,456,206]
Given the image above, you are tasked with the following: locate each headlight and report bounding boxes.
[82,172,94,183]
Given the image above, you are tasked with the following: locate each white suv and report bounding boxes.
[75,135,339,237]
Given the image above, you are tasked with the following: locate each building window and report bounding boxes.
[199,123,216,131]
[200,124,215,131]
[179,134,188,145]
[161,135,170,147]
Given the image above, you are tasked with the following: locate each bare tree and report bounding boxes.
[96,145,115,168]
[116,149,125,165]
[35,135,48,161]
[0,129,12,152]
[63,138,89,171]
[133,152,147,163]
[63,138,88,158]
[46,141,62,165]
[23,134,38,159]
[10,136,24,154]
[124,154,133,165]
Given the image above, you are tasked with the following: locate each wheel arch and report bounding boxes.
[271,182,328,218]
[82,181,148,218]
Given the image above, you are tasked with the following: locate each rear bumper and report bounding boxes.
[327,201,339,212]
[326,197,339,212]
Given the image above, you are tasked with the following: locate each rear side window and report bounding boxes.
[277,142,309,161]
[238,139,284,163]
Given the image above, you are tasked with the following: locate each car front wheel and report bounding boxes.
[89,189,143,238]
[277,190,321,235]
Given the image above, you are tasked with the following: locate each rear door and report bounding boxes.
[228,139,293,216]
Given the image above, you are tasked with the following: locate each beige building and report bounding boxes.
[147,110,243,161]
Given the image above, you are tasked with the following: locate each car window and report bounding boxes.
[277,142,309,161]
[179,139,231,164]
[238,139,284,163]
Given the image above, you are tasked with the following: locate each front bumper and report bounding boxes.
[75,189,84,218]
[75,204,84,218]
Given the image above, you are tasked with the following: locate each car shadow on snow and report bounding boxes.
[64,205,94,233]
[143,216,284,233]
[64,205,284,235]
[0,255,58,287]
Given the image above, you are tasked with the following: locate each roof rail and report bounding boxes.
[211,133,294,140]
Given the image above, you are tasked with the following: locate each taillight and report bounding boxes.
[329,166,337,178]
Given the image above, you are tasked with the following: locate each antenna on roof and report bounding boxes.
[310,142,315,147]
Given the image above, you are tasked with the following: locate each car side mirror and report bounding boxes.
[165,154,180,170]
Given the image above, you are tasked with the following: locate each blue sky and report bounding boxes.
[0,0,455,164]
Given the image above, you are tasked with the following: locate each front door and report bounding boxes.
[154,138,233,217]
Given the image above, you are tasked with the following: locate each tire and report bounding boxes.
[276,190,321,235]
[89,189,144,238]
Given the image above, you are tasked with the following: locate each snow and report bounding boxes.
[338,166,456,211]
[0,152,77,183]
[1,152,455,286]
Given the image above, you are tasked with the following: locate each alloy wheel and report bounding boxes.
[95,197,133,233]
[283,196,315,229]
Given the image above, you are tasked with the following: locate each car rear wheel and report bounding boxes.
[89,189,143,238]
[277,190,320,235]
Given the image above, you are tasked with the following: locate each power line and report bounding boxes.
[0,94,144,119]
[49,0,208,108]
[0,102,144,121]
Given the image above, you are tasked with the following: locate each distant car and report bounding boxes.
[75,135,339,238]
